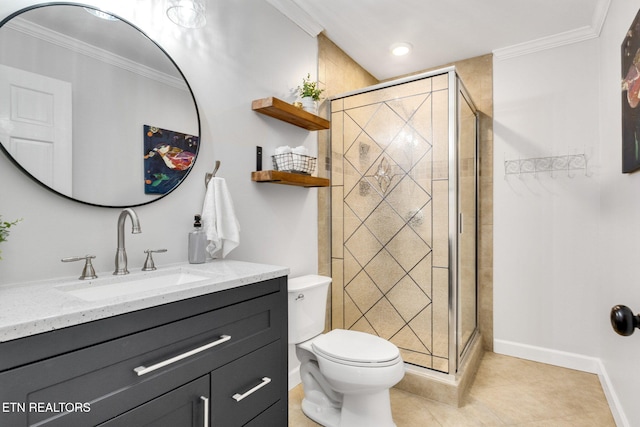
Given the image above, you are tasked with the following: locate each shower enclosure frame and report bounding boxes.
[448,70,480,375]
[329,66,480,376]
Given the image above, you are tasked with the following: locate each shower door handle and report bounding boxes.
[459,213,463,234]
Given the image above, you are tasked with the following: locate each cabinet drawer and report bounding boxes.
[97,375,209,427]
[0,291,282,427]
[244,400,287,427]
[211,340,283,426]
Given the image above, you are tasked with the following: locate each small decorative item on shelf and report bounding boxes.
[297,73,324,114]
[273,146,316,175]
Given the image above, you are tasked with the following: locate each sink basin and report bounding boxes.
[56,268,214,302]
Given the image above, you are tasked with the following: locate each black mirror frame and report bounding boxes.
[0,2,201,208]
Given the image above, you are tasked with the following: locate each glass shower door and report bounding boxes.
[457,86,478,360]
[331,73,452,373]
[330,70,479,375]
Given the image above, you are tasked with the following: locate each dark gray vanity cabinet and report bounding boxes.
[0,276,288,427]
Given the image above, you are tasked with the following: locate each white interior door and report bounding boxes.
[0,64,72,196]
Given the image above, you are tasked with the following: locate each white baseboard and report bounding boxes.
[494,339,628,427]
[493,339,600,373]
[594,358,630,427]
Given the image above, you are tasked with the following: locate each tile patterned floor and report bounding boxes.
[288,352,616,426]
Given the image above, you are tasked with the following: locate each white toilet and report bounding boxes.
[288,275,405,427]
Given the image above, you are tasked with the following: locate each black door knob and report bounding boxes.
[610,305,640,336]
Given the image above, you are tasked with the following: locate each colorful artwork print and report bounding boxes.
[622,10,640,173]
[144,125,198,194]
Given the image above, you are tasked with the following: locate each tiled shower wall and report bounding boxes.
[317,35,494,353]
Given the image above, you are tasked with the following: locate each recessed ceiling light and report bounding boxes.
[391,42,412,56]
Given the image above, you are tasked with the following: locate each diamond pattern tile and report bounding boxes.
[350,316,376,335]
[364,155,402,196]
[408,149,433,196]
[343,157,363,196]
[386,225,430,272]
[408,94,434,145]
[363,201,405,246]
[343,110,368,154]
[344,133,383,175]
[386,124,432,173]
[344,224,382,267]
[387,276,432,322]
[409,254,433,296]
[345,270,383,314]
[343,203,362,242]
[364,249,405,294]
[336,75,454,373]
[384,174,431,217]
[406,202,432,245]
[391,325,431,355]
[386,94,429,123]
[363,104,406,149]
[409,306,434,354]
[345,103,381,136]
[366,297,406,340]
[344,179,383,222]
[343,292,362,329]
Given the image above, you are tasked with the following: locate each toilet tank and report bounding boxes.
[287,275,331,344]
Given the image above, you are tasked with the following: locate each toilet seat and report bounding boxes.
[311,329,401,367]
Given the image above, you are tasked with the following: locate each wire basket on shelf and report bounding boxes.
[272,153,316,175]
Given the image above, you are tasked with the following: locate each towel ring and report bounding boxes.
[205,160,221,187]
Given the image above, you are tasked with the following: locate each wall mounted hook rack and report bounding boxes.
[504,154,587,178]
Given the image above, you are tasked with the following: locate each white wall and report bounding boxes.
[495,2,640,425]
[597,1,640,426]
[494,37,601,362]
[0,0,320,284]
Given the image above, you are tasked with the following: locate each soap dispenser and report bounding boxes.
[188,214,207,264]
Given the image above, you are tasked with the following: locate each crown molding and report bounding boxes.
[265,0,324,37]
[494,0,611,61]
[7,17,187,90]
[591,0,612,36]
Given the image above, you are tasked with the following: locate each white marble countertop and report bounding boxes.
[0,259,289,343]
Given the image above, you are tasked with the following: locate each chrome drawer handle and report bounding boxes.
[200,396,209,427]
[232,377,271,402]
[133,334,231,376]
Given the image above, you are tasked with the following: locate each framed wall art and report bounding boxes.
[621,9,640,173]
[143,125,198,194]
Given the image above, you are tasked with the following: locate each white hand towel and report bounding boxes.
[275,145,292,154]
[201,177,240,258]
[292,145,309,155]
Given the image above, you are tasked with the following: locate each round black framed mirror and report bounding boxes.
[0,3,200,207]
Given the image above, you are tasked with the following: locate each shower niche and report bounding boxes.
[330,67,479,382]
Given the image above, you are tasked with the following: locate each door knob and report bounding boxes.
[610,305,640,336]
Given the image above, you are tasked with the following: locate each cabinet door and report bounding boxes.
[98,376,209,427]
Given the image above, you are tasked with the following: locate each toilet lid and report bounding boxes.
[311,329,400,366]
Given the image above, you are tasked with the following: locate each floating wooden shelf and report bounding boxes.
[251,170,330,187]
[251,97,330,130]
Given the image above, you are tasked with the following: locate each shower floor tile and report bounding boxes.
[288,352,616,426]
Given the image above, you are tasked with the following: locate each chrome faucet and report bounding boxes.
[114,208,141,275]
